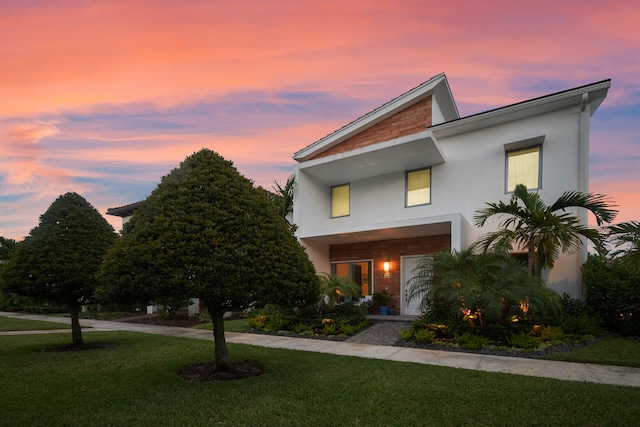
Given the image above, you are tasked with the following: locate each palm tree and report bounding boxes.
[474,184,617,276]
[407,247,560,326]
[608,221,640,275]
[271,175,297,233]
[318,273,362,307]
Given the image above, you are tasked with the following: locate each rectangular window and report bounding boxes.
[331,261,372,296]
[406,168,431,207]
[331,184,350,218]
[506,146,541,192]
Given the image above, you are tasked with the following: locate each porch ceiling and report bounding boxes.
[298,131,444,186]
[301,221,451,245]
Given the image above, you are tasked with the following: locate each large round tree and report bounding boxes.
[98,149,320,369]
[1,193,117,344]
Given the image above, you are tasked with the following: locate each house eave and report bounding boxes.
[106,201,142,218]
[297,131,445,186]
[297,215,458,245]
[431,79,611,139]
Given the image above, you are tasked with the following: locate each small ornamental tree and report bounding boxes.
[98,149,320,369]
[1,193,117,344]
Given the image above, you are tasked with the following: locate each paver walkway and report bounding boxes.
[2,311,640,388]
[346,320,412,345]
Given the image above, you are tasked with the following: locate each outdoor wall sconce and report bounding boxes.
[382,261,392,278]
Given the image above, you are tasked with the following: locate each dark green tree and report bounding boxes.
[608,221,640,275]
[1,193,117,344]
[0,237,16,261]
[474,184,617,276]
[98,149,320,369]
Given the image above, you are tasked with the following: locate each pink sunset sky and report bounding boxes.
[1,0,638,240]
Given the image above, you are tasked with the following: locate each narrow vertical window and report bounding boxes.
[506,146,541,192]
[406,168,431,207]
[331,184,350,218]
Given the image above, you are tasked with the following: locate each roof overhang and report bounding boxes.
[431,79,611,139]
[299,219,452,245]
[294,73,458,161]
[106,201,142,218]
[297,131,445,186]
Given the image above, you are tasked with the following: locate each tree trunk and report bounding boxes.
[208,306,230,370]
[527,241,537,277]
[69,303,84,345]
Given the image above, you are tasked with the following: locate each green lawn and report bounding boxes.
[542,337,640,368]
[1,332,639,426]
[0,316,71,331]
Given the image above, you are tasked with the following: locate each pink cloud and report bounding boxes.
[1,0,639,239]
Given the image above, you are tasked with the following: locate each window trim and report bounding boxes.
[504,136,544,193]
[330,259,373,296]
[330,183,350,218]
[405,167,432,207]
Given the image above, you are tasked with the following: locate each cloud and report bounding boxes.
[1,0,639,239]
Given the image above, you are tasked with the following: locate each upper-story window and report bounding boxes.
[331,184,350,218]
[406,168,431,207]
[506,146,541,192]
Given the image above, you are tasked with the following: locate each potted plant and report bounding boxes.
[372,290,394,315]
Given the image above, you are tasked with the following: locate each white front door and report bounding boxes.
[401,255,427,316]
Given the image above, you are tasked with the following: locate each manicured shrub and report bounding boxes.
[539,325,565,341]
[415,329,436,344]
[508,333,542,349]
[582,255,640,336]
[322,324,338,336]
[399,329,414,341]
[455,332,490,349]
[560,315,602,336]
[559,293,589,318]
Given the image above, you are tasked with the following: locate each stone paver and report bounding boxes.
[346,320,412,345]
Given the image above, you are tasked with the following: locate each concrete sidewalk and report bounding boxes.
[2,311,640,388]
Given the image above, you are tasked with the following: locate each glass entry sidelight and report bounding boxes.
[331,261,372,297]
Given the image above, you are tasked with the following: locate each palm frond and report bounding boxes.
[549,191,617,226]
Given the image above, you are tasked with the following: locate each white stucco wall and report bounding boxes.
[295,103,590,298]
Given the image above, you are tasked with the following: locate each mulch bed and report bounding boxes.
[43,343,115,352]
[178,361,263,382]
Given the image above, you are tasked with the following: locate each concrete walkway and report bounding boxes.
[2,311,640,388]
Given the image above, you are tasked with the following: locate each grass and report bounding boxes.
[0,316,71,331]
[1,332,639,426]
[542,337,640,368]
[193,318,249,332]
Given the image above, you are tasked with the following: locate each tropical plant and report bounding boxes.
[407,248,560,327]
[318,273,362,307]
[508,332,541,349]
[1,193,117,344]
[456,332,491,349]
[97,149,320,369]
[608,221,640,275]
[372,289,394,307]
[474,184,617,276]
[271,174,297,233]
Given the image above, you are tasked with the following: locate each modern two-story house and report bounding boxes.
[292,73,610,315]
